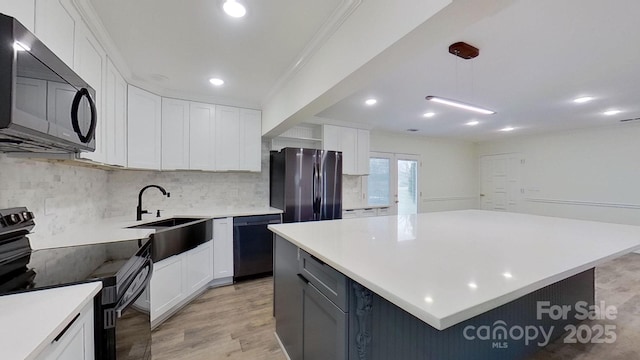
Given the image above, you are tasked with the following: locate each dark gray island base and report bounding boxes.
[273,235,595,360]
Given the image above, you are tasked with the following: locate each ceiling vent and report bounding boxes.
[449,42,479,59]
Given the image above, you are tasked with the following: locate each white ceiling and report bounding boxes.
[88,0,344,108]
[89,0,640,142]
[317,0,640,141]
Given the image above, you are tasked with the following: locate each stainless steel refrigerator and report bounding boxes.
[270,148,342,223]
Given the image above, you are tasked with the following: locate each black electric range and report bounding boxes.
[0,207,153,360]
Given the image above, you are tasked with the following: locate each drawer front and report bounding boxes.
[299,250,348,312]
[360,208,377,217]
[377,207,390,216]
[342,209,358,219]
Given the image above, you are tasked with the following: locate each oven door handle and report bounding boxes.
[115,259,153,317]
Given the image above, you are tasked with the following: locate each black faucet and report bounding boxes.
[137,185,170,221]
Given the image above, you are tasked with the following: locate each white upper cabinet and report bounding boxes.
[74,20,106,163]
[0,0,35,32]
[215,105,240,171]
[34,0,75,67]
[189,102,216,170]
[323,125,370,175]
[356,128,370,174]
[161,98,190,170]
[239,109,262,171]
[104,58,127,167]
[127,85,161,169]
[214,105,261,172]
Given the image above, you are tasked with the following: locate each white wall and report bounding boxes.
[477,123,640,225]
[369,131,478,212]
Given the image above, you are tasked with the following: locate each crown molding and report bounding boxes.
[262,0,362,107]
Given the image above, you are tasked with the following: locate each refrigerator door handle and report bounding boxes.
[312,162,319,220]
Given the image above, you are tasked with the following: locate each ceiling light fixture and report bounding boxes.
[425,96,495,115]
[603,109,621,116]
[209,78,224,86]
[223,0,246,18]
[573,96,594,104]
[423,112,435,118]
[466,120,479,126]
[365,98,377,106]
[468,282,478,289]
[499,126,515,132]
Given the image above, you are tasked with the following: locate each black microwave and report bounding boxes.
[0,13,96,153]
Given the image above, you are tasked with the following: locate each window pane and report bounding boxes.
[397,159,417,215]
[368,158,390,206]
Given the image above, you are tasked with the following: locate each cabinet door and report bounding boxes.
[35,0,75,67]
[239,108,262,171]
[39,302,95,360]
[302,281,347,360]
[0,0,35,32]
[186,240,214,292]
[340,127,358,175]
[356,129,370,175]
[213,217,233,279]
[150,254,186,322]
[128,85,161,169]
[161,98,190,170]
[189,102,216,170]
[74,20,106,163]
[322,124,340,152]
[104,58,127,166]
[215,105,240,171]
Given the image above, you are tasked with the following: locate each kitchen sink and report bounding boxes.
[127,217,203,229]
[127,217,212,261]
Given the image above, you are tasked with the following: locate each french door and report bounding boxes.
[367,152,420,215]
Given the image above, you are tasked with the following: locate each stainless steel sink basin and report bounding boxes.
[127,217,212,261]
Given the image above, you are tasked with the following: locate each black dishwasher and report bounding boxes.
[233,214,282,280]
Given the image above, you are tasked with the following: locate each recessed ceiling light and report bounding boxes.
[425,96,495,115]
[503,272,513,279]
[573,96,594,103]
[209,78,224,86]
[603,109,621,116]
[365,98,377,106]
[423,112,435,118]
[424,296,434,304]
[466,120,479,126]
[468,282,478,289]
[223,0,246,18]
[499,126,515,132]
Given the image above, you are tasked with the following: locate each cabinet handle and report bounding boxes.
[297,274,309,284]
[309,254,326,266]
[53,313,81,342]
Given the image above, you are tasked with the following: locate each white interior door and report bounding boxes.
[367,152,420,215]
[480,154,522,211]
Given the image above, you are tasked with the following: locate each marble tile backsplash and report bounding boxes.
[0,154,109,241]
[1,140,361,247]
[342,175,364,208]
[104,141,271,219]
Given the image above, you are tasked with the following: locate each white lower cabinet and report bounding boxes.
[150,240,214,326]
[213,217,233,280]
[186,240,214,292]
[150,254,186,322]
[37,301,94,360]
[342,207,391,218]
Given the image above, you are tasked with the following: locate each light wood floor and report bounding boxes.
[151,277,285,360]
[152,254,640,360]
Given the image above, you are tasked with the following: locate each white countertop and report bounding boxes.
[268,210,640,330]
[30,207,282,250]
[0,282,102,360]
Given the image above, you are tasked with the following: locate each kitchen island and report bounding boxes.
[268,210,640,359]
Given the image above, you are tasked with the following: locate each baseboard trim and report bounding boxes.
[525,197,640,210]
[274,332,292,360]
